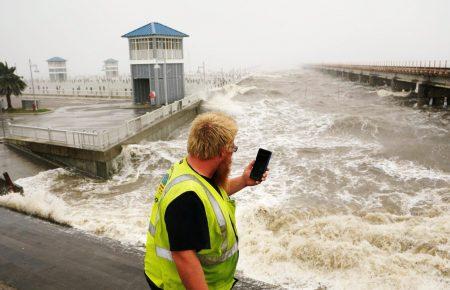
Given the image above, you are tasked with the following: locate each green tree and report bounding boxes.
[0,61,27,109]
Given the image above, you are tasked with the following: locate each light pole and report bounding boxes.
[154,40,168,106]
[197,62,206,86]
[28,59,39,110]
[0,91,5,138]
[163,49,168,106]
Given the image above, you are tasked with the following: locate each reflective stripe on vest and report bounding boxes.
[197,240,239,266]
[156,247,173,262]
[155,241,239,266]
[149,174,237,265]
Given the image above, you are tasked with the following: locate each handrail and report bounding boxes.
[311,60,449,69]
[8,123,98,136]
[312,61,450,78]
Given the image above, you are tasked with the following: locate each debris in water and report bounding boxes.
[0,172,24,196]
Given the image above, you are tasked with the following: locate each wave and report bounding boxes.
[377,89,411,98]
[2,70,449,289]
[324,115,390,140]
[237,204,450,289]
[0,169,72,225]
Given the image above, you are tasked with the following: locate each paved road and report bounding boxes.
[0,208,278,290]
[0,207,147,290]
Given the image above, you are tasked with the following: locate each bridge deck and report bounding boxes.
[319,64,450,77]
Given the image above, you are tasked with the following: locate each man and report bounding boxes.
[144,111,269,290]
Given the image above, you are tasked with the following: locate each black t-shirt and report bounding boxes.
[164,167,221,252]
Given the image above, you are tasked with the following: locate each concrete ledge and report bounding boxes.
[5,101,202,179]
[122,101,200,145]
[0,207,280,289]
[5,138,122,178]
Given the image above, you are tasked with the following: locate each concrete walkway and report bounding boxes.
[0,207,278,290]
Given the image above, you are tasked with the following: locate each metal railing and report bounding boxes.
[130,49,183,60]
[24,87,133,98]
[6,96,200,151]
[313,60,450,77]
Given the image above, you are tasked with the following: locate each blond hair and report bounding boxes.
[187,112,238,160]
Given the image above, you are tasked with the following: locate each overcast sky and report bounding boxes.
[1,0,449,77]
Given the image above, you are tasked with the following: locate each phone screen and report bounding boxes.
[250,148,272,181]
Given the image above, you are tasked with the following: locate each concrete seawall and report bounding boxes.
[5,101,201,179]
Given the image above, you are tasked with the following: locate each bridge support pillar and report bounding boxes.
[417,83,428,98]
[348,72,358,82]
[444,97,448,109]
[391,78,400,91]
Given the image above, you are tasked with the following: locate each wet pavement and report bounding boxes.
[13,102,149,131]
[3,95,148,131]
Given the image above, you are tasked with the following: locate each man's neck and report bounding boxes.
[186,155,219,179]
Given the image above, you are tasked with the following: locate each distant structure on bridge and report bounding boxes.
[122,22,189,105]
[103,58,119,79]
[47,57,67,82]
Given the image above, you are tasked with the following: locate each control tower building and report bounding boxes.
[122,22,188,105]
[47,57,67,82]
[104,58,119,78]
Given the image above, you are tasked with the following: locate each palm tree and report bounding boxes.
[0,61,27,109]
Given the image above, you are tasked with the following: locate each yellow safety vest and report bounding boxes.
[144,157,239,290]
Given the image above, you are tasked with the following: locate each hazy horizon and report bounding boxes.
[1,0,449,78]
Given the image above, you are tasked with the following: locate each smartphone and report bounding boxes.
[250,148,272,181]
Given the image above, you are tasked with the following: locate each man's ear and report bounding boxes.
[219,147,228,159]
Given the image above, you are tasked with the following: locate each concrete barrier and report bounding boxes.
[5,101,201,178]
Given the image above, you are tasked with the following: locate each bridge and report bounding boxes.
[311,60,450,108]
[4,96,201,178]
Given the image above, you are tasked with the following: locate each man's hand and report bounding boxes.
[227,160,269,195]
[172,250,208,290]
[241,159,269,186]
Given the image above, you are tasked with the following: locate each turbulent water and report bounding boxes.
[1,70,449,289]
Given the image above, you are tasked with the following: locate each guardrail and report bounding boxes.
[24,88,133,98]
[6,96,200,151]
[313,60,450,77]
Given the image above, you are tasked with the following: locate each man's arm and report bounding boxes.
[172,250,208,290]
[227,175,247,196]
[227,160,269,196]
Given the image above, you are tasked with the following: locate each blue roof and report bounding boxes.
[122,22,189,38]
[47,57,66,62]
